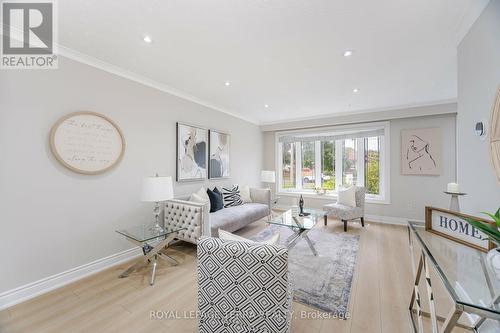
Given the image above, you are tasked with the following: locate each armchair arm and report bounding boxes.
[250,188,271,212]
[164,199,210,244]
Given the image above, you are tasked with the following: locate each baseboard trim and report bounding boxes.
[365,214,424,226]
[0,215,421,310]
[0,247,142,310]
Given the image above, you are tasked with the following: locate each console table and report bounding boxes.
[407,221,500,333]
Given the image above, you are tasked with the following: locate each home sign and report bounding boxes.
[425,206,495,252]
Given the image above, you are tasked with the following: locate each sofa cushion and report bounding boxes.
[207,188,224,213]
[239,185,252,203]
[189,193,208,206]
[194,187,211,211]
[338,186,356,207]
[210,203,269,237]
[221,185,243,207]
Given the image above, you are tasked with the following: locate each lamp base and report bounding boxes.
[151,223,163,233]
[149,201,164,233]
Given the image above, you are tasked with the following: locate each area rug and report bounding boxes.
[250,225,360,316]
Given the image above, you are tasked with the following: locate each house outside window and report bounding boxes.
[276,122,390,203]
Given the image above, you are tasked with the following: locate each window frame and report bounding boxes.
[275,121,391,204]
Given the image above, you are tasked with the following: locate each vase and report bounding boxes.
[487,248,500,280]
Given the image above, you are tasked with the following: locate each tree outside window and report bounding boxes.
[301,141,315,189]
[321,141,335,190]
[282,142,296,189]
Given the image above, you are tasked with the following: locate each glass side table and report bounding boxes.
[116,224,186,286]
[407,221,500,333]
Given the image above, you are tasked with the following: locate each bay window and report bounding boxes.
[276,122,390,202]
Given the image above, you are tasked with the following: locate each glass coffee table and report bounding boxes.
[267,208,324,256]
[116,224,186,286]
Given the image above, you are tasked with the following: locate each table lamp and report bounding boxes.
[261,170,276,188]
[141,174,174,231]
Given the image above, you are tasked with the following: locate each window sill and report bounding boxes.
[276,191,390,205]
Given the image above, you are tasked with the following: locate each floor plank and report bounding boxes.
[0,220,443,333]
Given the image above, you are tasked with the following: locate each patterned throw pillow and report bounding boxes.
[221,185,243,207]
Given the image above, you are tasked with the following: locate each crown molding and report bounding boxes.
[56,45,259,125]
[0,25,258,124]
[260,101,457,132]
[455,0,490,46]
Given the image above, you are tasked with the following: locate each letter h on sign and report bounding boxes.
[439,215,448,229]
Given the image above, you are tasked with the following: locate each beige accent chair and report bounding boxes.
[323,186,366,232]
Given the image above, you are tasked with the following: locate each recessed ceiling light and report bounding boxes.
[143,35,152,43]
[343,50,353,57]
[353,88,359,93]
[264,104,269,108]
[224,81,231,86]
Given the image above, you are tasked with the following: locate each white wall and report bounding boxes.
[457,0,500,214]
[262,112,457,221]
[0,57,262,293]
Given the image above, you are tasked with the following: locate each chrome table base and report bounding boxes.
[285,228,318,256]
[407,225,500,333]
[119,234,178,286]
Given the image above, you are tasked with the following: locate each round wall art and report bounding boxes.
[491,86,500,184]
[50,111,125,175]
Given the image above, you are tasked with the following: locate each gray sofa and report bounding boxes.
[164,187,271,244]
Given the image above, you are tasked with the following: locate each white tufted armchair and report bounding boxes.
[164,200,211,244]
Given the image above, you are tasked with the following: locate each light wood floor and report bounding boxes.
[0,219,468,333]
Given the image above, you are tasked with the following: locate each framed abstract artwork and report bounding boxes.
[176,122,208,182]
[209,130,230,179]
[401,128,441,175]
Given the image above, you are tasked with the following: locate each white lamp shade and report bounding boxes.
[141,176,174,202]
[261,170,276,183]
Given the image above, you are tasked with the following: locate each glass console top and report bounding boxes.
[408,221,500,315]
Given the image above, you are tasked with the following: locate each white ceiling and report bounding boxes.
[59,0,489,124]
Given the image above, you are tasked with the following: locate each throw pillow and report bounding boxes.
[239,185,252,203]
[194,187,211,211]
[337,186,357,207]
[221,185,243,207]
[207,188,224,212]
[189,193,209,208]
[218,229,280,246]
[213,186,222,196]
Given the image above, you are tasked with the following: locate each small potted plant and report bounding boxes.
[465,208,500,279]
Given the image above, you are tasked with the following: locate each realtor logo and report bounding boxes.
[1,0,58,69]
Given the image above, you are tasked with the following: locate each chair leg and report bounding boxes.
[343,220,347,232]
[361,217,365,227]
[324,214,328,226]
